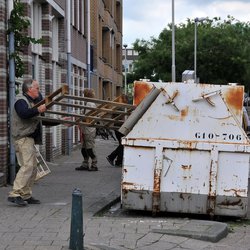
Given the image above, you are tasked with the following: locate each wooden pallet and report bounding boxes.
[34,85,135,130]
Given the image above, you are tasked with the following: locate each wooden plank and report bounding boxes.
[37,116,120,130]
[52,101,132,115]
[73,95,134,125]
[45,110,124,125]
[87,95,132,125]
[33,85,69,108]
[64,94,135,109]
[89,102,129,125]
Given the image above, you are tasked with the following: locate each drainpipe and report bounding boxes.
[8,0,16,184]
[66,0,72,155]
[87,0,91,88]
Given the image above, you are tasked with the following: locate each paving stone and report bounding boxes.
[35,247,63,250]
[110,238,137,249]
[178,238,213,249]
[136,232,163,247]
[1,239,25,246]
[24,240,53,246]
[136,240,177,250]
[0,141,250,250]
[6,246,35,250]
[51,240,68,246]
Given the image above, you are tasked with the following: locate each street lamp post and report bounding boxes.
[194,17,207,83]
[123,44,128,94]
[171,0,176,82]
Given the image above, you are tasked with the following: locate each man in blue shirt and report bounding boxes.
[8,79,46,206]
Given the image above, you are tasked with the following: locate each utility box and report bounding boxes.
[182,70,195,83]
[120,81,250,217]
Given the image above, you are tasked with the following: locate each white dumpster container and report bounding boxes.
[120,81,250,217]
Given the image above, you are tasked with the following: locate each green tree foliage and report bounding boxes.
[131,16,250,89]
[7,0,43,78]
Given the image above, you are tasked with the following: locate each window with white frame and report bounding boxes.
[32,54,40,80]
[71,0,75,26]
[72,0,86,34]
[31,1,42,55]
[134,50,139,56]
[80,0,85,34]
[127,49,133,56]
[75,0,79,29]
[52,18,59,62]
[52,62,59,148]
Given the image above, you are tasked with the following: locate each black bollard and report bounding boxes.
[69,188,84,250]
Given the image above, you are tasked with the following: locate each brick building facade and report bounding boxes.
[0,1,9,186]
[90,0,123,100]
[0,0,123,186]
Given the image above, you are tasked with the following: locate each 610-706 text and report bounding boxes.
[194,132,242,141]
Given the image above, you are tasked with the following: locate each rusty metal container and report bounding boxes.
[120,81,250,217]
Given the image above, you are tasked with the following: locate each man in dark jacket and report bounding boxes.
[8,79,47,206]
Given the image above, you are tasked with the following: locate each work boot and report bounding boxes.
[89,159,98,171]
[75,165,89,171]
[8,196,27,206]
[75,160,89,171]
[106,156,114,166]
[114,160,122,167]
[88,166,98,171]
[24,197,41,204]
[82,160,89,168]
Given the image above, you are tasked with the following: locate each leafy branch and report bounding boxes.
[7,0,43,78]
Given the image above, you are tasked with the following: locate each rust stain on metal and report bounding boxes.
[180,107,189,119]
[208,159,217,215]
[207,207,213,214]
[167,115,181,121]
[218,199,242,206]
[152,192,160,213]
[180,193,184,200]
[122,190,128,200]
[179,193,191,200]
[123,189,128,194]
[152,168,162,213]
[224,188,246,197]
[153,169,161,192]
[122,182,135,186]
[181,164,192,170]
[134,81,153,106]
[208,160,217,197]
[223,87,244,115]
[178,140,198,150]
[183,176,192,180]
[139,193,144,199]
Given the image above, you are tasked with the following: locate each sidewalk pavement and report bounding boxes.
[0,138,250,250]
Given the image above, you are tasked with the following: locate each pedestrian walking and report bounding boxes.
[8,79,47,206]
[106,130,124,167]
[106,94,128,167]
[76,88,98,171]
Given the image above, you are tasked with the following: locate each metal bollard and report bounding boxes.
[69,188,84,250]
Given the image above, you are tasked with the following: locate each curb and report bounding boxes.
[152,220,228,242]
[93,196,121,217]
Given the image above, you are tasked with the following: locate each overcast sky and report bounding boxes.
[123,0,250,47]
